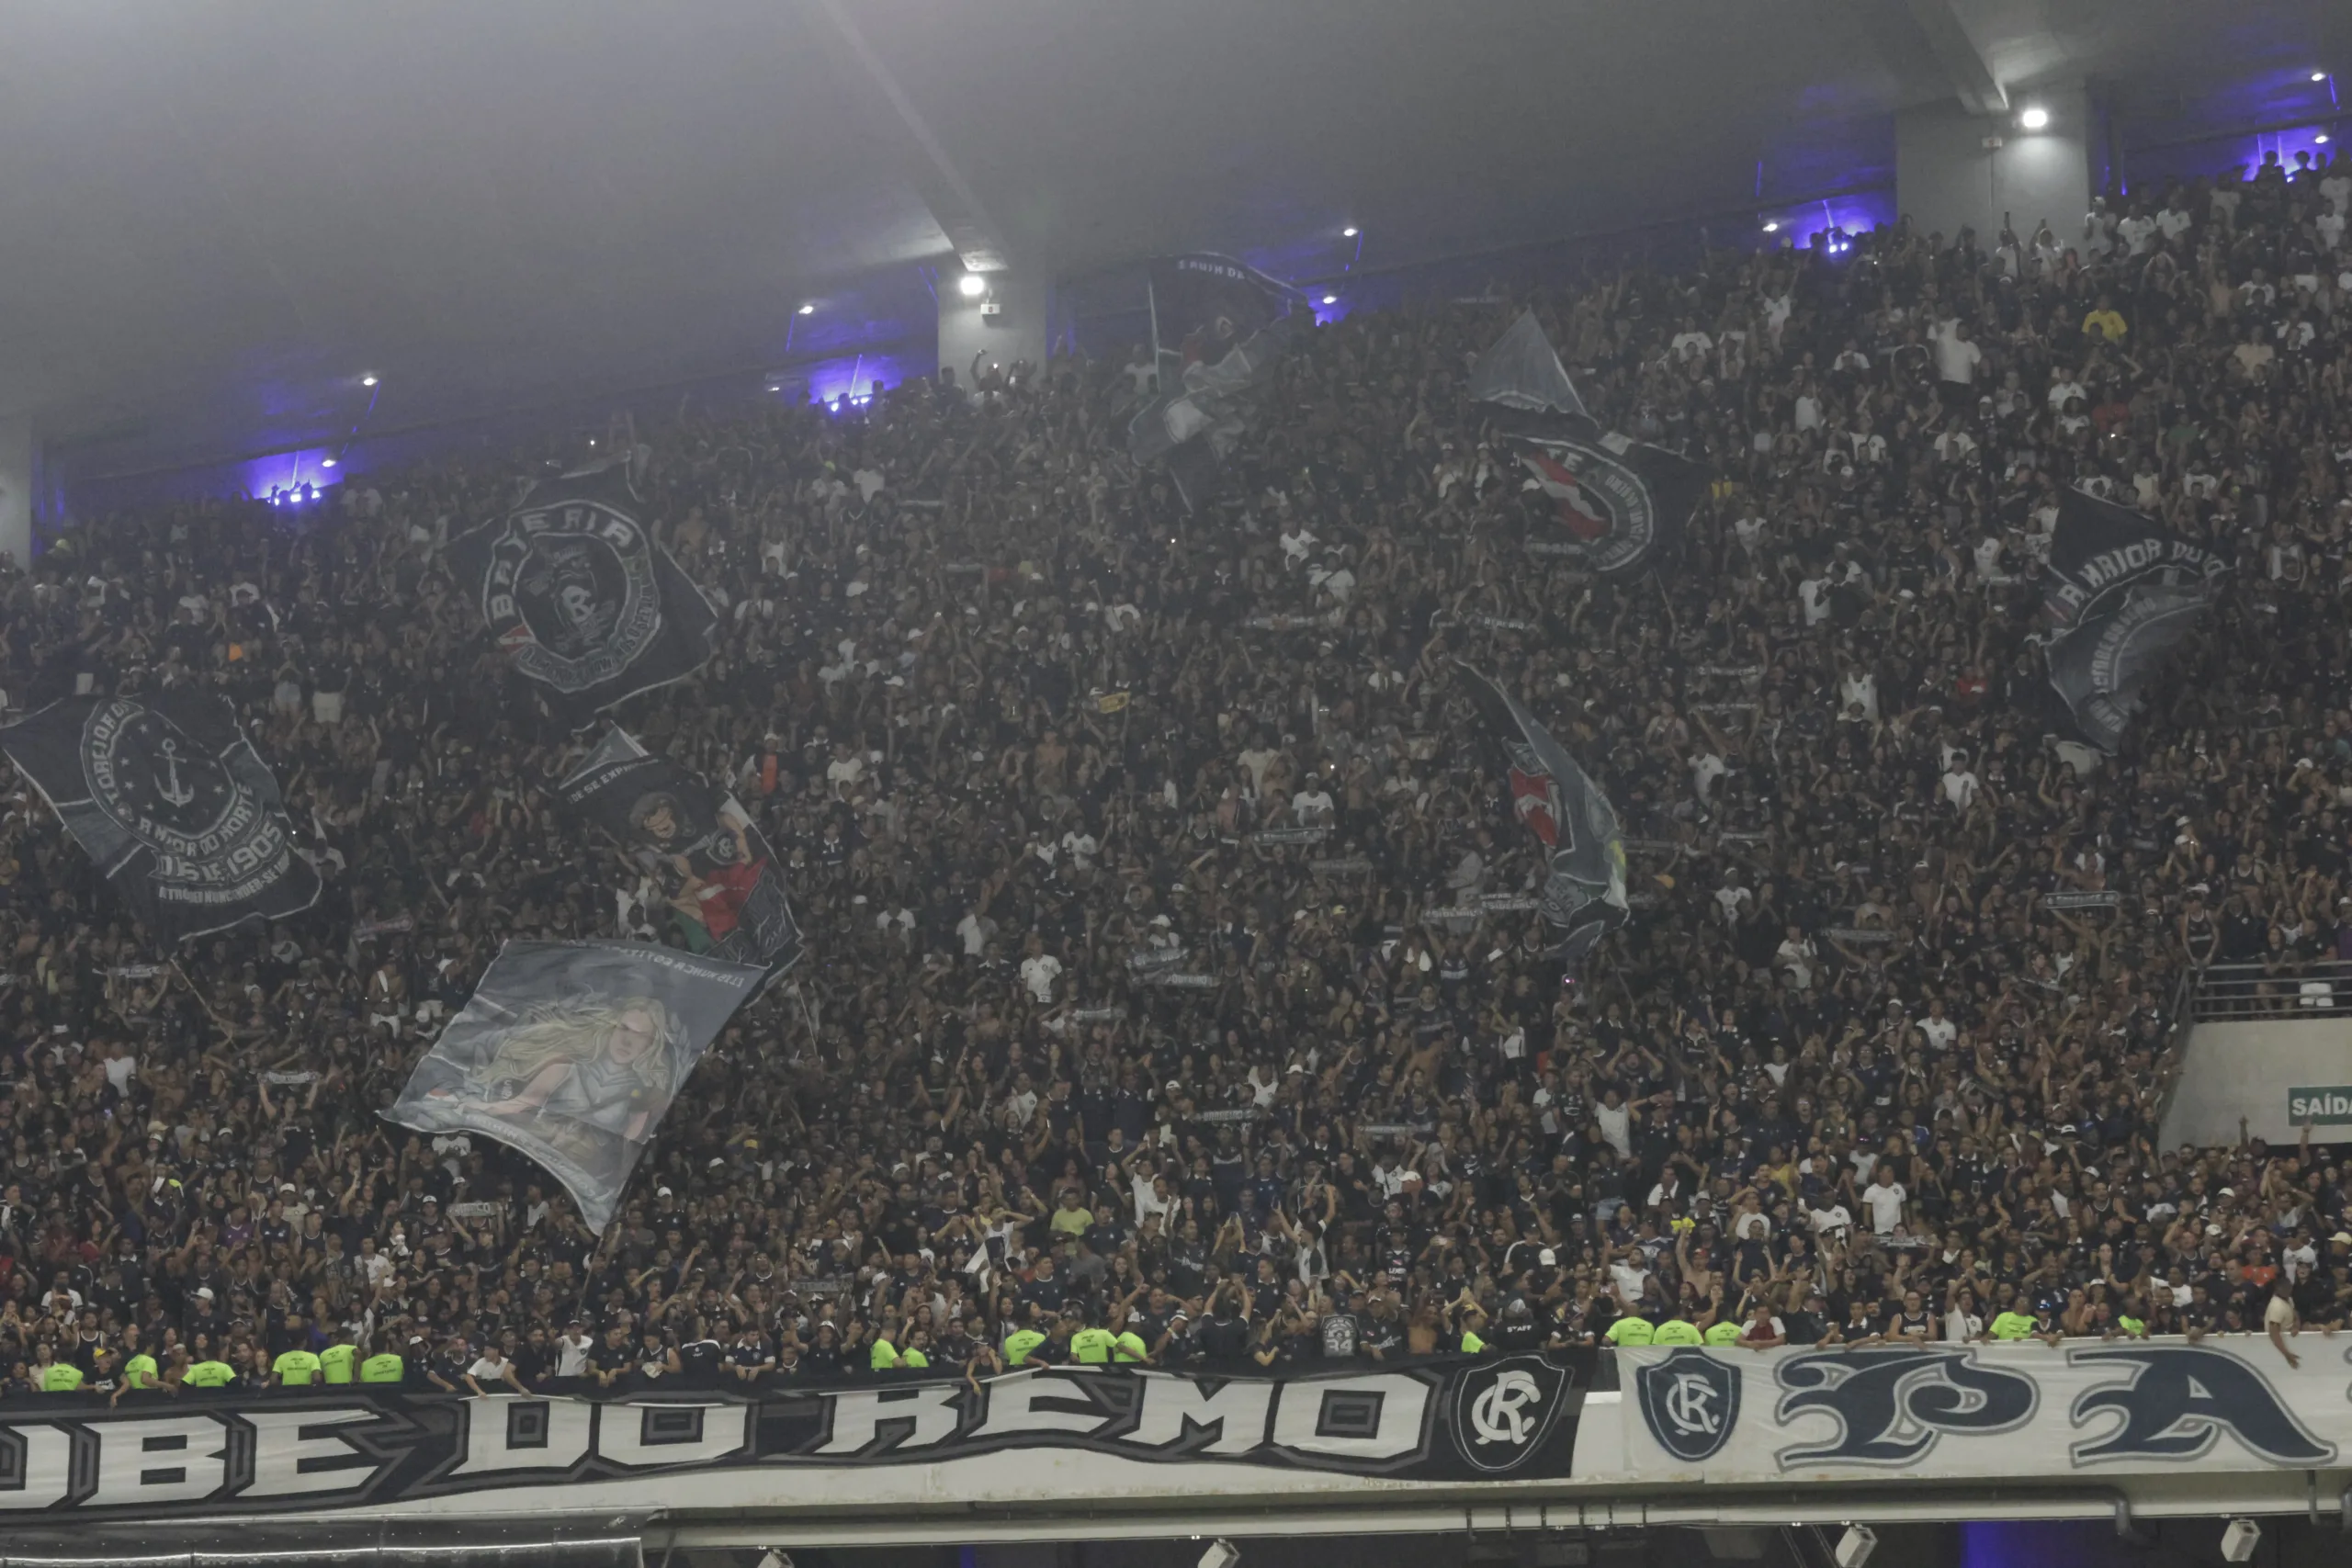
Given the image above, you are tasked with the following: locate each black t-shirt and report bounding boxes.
[1018,1271,1069,1314]
[1195,1313,1250,1361]
[676,1337,724,1385]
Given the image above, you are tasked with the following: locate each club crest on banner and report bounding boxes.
[1451,1356,1572,1472]
[81,698,281,887]
[1635,1347,1741,1462]
[481,502,665,694]
[1517,436,1657,576]
[1,689,320,942]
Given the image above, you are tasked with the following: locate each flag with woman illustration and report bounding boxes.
[385,940,764,1230]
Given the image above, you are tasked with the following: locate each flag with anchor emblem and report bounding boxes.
[0,691,321,944]
[1633,1346,1742,1462]
[1450,1355,1579,1473]
[448,457,719,724]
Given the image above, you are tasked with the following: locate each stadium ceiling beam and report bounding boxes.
[1902,0,2010,115]
[807,0,1012,273]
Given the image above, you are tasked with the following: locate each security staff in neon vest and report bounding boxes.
[114,1344,167,1405]
[184,1356,238,1391]
[1652,1314,1704,1346]
[1001,1317,1050,1368]
[1069,1307,1117,1365]
[319,1327,358,1385]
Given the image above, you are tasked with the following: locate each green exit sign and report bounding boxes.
[2288,1088,2352,1125]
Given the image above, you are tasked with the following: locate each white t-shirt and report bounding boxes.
[1863,1181,1907,1234]
[1595,1101,1633,1159]
[1018,953,1063,1003]
[1808,1202,1853,1236]
[1236,748,1276,795]
[556,1334,594,1377]
[1933,327,1982,386]
[956,912,991,957]
[1798,578,1834,626]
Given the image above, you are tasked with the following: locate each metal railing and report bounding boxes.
[2188,959,2352,1021]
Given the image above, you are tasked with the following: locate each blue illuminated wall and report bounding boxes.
[1961,1520,2150,1568]
[2119,120,2346,197]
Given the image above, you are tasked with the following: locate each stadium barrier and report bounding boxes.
[2,1340,2349,1540]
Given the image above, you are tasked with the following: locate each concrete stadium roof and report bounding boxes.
[4,0,2334,486]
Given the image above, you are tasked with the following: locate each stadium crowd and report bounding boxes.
[5,148,2352,1400]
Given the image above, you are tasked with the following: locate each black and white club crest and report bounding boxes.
[1635,1347,1741,1462]
[1516,434,1658,576]
[1452,1355,1572,1472]
[481,500,664,694]
[80,698,278,886]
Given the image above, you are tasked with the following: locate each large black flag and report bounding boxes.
[385,941,763,1232]
[1504,413,1703,579]
[447,459,718,721]
[2039,489,2223,751]
[1128,254,1306,509]
[558,730,803,980]
[2041,487,2225,630]
[0,692,321,943]
[1454,663,1630,976]
[2047,583,2216,753]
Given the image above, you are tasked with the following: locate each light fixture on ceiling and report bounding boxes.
[2315,70,2331,82]
[957,272,988,298]
[1831,1524,1877,1567]
[360,373,379,388]
[797,303,816,315]
[1320,294,1338,305]
[1762,220,1780,232]
[321,457,338,468]
[2018,106,2050,130]
[1341,225,1359,237]
[2321,133,2334,144]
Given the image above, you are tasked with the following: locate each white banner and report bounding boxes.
[1592,1339,2349,1481]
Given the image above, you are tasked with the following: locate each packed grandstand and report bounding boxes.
[4,153,2351,1404]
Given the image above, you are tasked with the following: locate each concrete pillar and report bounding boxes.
[1896,79,2092,248]
[0,413,31,572]
[936,268,1051,384]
